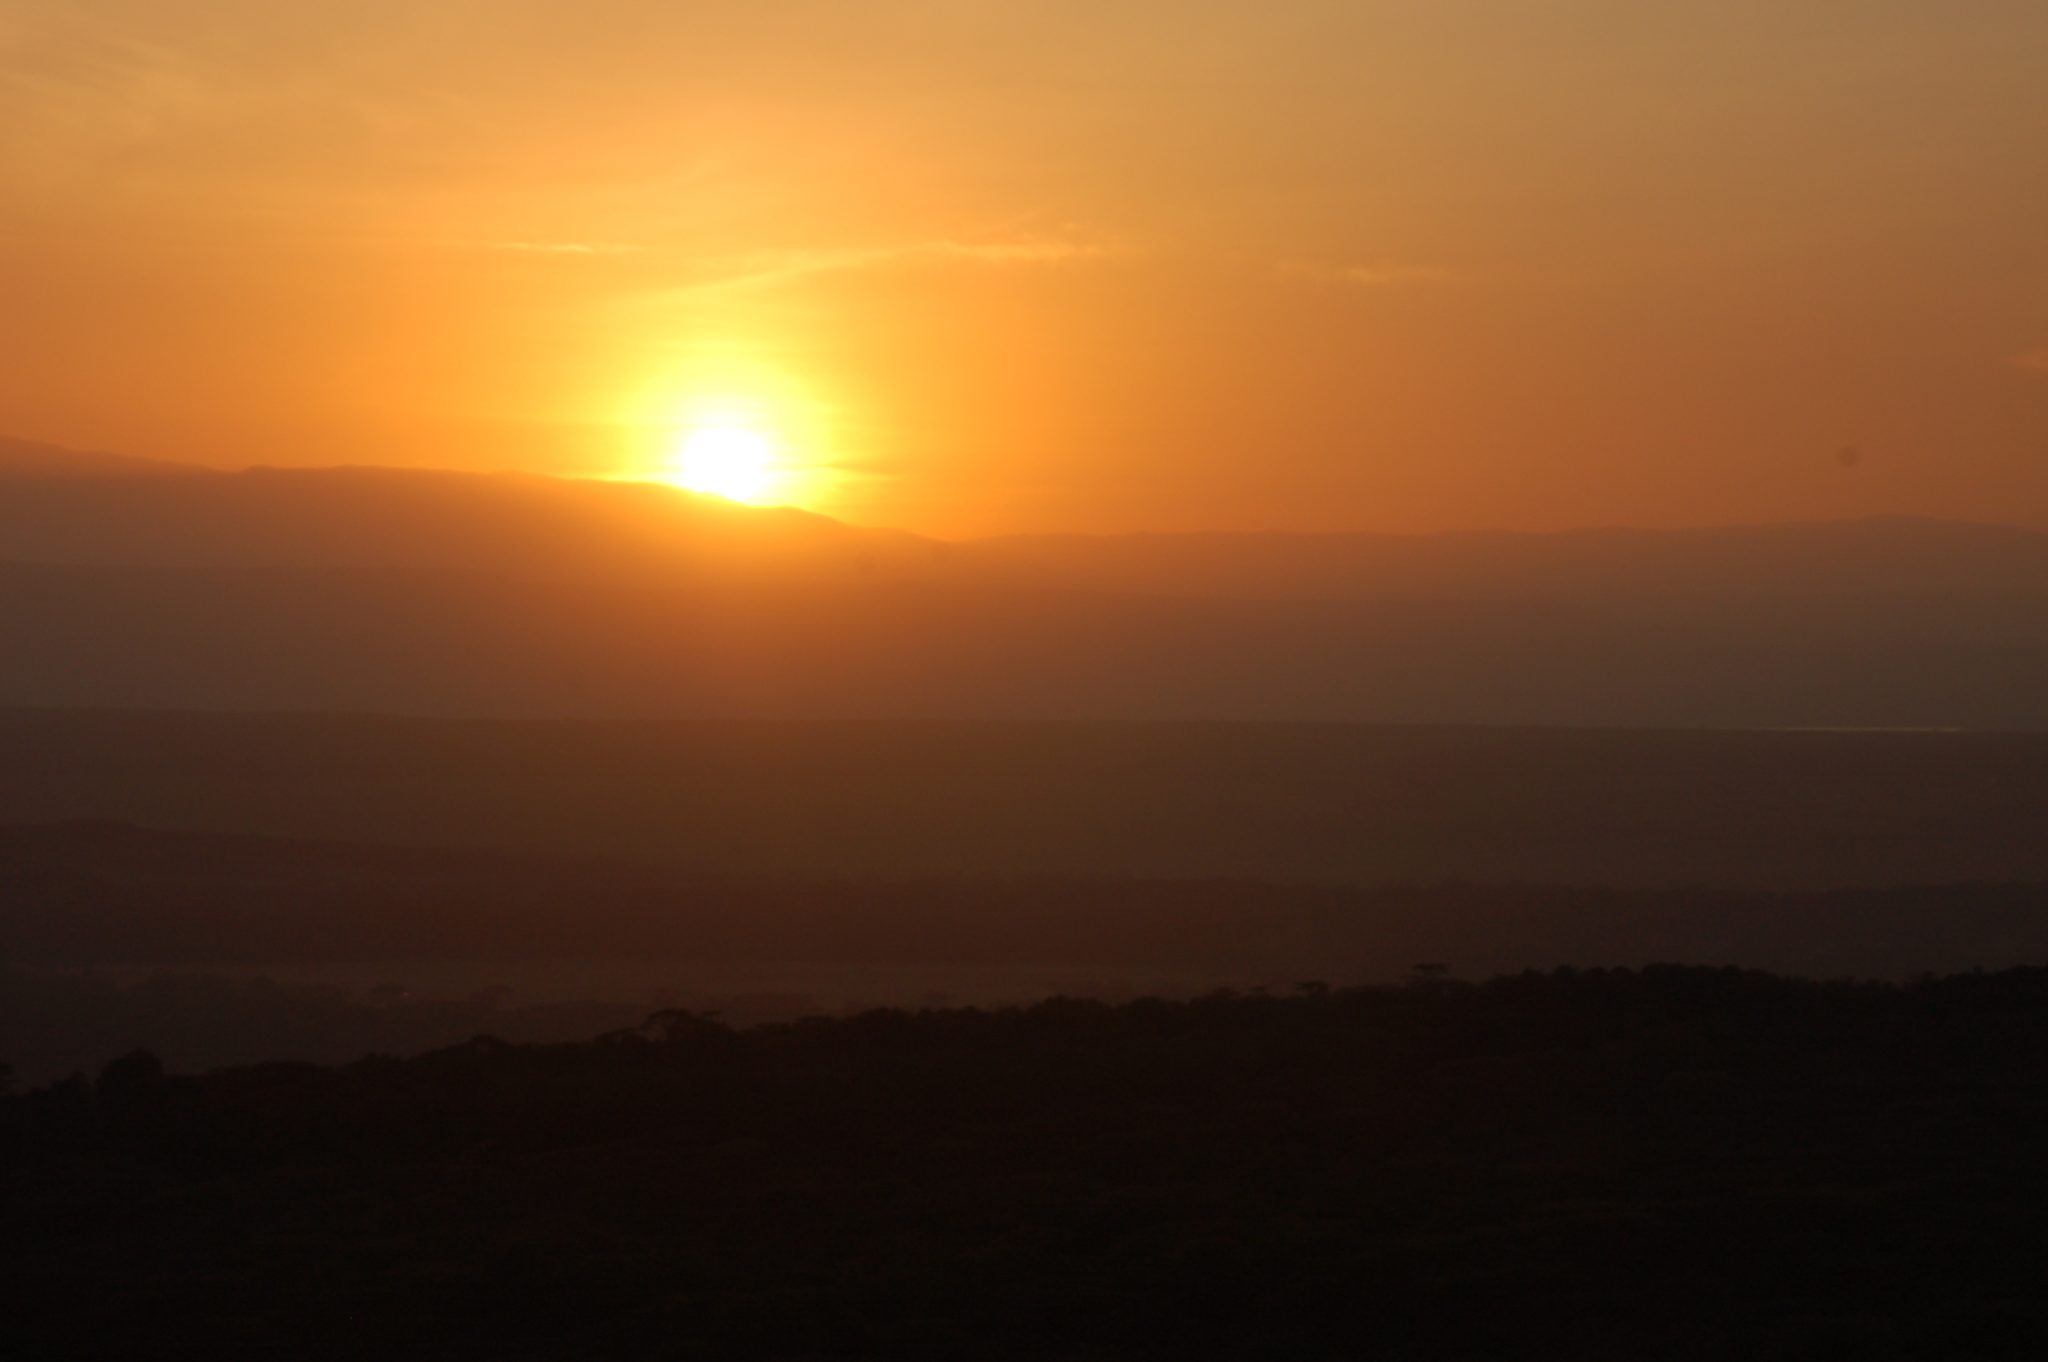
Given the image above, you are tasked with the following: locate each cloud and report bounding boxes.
[1278,261,1458,288]
[478,241,641,256]
[2013,349,2048,375]
[639,233,1114,302]
[931,238,1108,266]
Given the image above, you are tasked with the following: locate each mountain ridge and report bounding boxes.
[10,433,2047,601]
[0,434,211,480]
[0,450,946,584]
[957,516,2048,600]
[7,434,2048,726]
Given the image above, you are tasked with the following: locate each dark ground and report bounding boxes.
[10,967,2048,1360]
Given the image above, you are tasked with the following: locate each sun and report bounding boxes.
[668,423,780,504]
[621,368,833,508]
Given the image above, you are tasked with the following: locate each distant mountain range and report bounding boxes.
[4,435,2048,725]
[0,448,940,583]
[0,434,209,480]
[964,518,2048,600]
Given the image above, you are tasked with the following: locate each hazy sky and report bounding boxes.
[4,0,2046,534]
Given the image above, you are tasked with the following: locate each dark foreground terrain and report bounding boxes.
[11,968,2048,1360]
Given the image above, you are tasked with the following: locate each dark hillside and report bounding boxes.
[14,818,2048,1082]
[10,968,2048,1359]
[5,713,2048,887]
[10,821,2048,982]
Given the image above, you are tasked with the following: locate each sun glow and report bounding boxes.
[670,423,780,503]
[622,362,840,510]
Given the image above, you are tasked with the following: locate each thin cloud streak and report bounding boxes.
[639,234,1114,303]
[479,241,642,256]
[1277,261,1460,288]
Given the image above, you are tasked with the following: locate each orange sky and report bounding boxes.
[3,1,2047,536]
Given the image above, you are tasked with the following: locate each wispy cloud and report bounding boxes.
[643,233,1113,301]
[478,240,642,256]
[2012,349,2048,375]
[932,238,1108,265]
[1278,261,1458,288]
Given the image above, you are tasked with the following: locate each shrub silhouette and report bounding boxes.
[92,1047,163,1099]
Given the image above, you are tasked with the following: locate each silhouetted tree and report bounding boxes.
[94,1048,163,1099]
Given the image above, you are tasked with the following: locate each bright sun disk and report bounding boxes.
[670,424,778,503]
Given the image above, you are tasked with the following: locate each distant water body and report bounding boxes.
[1762,726,1966,734]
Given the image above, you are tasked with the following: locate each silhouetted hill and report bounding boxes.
[7,452,2047,598]
[6,713,2048,888]
[0,434,208,479]
[13,435,2048,600]
[0,462,944,582]
[5,446,2048,724]
[962,517,2048,599]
